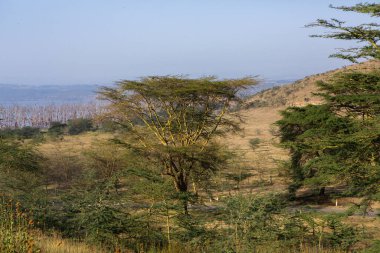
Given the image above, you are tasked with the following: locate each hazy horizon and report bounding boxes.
[0,0,373,86]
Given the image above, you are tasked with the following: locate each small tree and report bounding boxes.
[47,121,66,138]
[0,139,42,206]
[67,118,93,135]
[99,76,256,213]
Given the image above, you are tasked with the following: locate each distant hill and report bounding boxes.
[238,79,296,97]
[244,60,380,108]
[0,84,99,106]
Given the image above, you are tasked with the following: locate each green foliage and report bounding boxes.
[224,172,253,185]
[98,119,120,132]
[278,2,380,202]
[99,76,257,213]
[249,137,261,149]
[223,194,286,245]
[0,139,44,220]
[67,118,93,135]
[277,70,380,199]
[0,127,42,140]
[277,105,346,194]
[316,71,380,118]
[0,139,41,173]
[16,127,42,140]
[35,143,170,251]
[213,194,361,252]
[364,240,380,253]
[307,3,380,62]
[2,3,379,251]
[47,121,66,138]
[0,199,40,252]
[323,215,360,250]
[333,3,380,17]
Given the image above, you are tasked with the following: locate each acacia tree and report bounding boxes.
[307,2,380,62]
[316,71,380,119]
[277,2,380,201]
[99,76,256,213]
[0,139,42,206]
[277,84,380,199]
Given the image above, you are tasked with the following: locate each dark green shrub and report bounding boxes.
[16,126,42,140]
[0,127,41,140]
[67,118,93,135]
[47,121,67,137]
[99,119,120,132]
[324,215,360,251]
[249,138,261,149]
[364,240,380,253]
[0,128,16,139]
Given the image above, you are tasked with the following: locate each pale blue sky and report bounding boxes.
[0,0,374,85]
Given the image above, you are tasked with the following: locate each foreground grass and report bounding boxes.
[0,199,38,252]
[149,244,350,253]
[36,233,104,253]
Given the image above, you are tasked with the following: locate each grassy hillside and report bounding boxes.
[223,60,380,242]
[223,60,379,194]
[245,60,380,108]
[224,59,380,229]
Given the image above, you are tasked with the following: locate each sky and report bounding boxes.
[0,0,375,86]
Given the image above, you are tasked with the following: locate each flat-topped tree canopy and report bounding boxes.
[117,75,253,99]
[99,76,256,147]
[99,75,257,214]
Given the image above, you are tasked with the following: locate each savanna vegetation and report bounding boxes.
[0,2,379,253]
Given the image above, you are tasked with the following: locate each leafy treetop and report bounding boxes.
[307,2,380,62]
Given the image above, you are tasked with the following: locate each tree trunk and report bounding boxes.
[319,187,325,196]
[174,175,189,215]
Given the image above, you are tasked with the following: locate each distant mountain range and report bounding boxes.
[238,79,296,98]
[0,79,295,106]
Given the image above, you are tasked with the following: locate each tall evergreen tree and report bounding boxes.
[277,2,380,201]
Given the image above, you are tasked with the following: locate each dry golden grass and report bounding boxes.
[36,233,104,253]
[246,60,380,108]
[221,107,289,196]
[38,132,113,157]
[152,244,350,253]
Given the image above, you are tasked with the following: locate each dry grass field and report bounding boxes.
[36,234,104,253]
[38,132,113,157]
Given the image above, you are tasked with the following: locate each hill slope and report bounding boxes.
[244,60,380,109]
[224,60,380,195]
